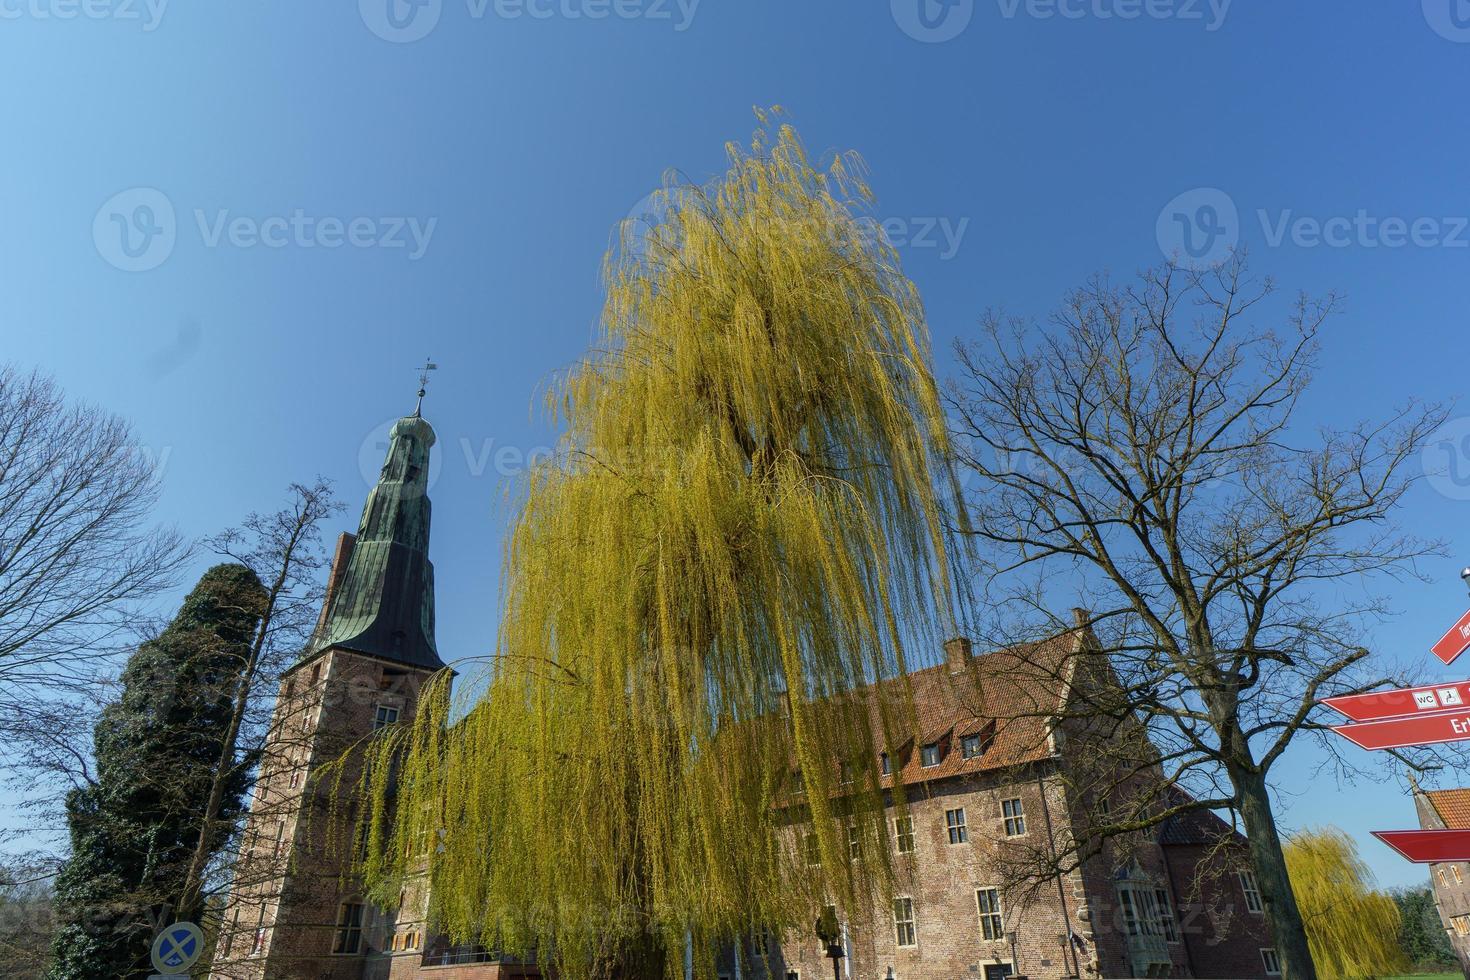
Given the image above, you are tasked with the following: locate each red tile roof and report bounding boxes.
[877,630,1078,788]
[1425,789,1470,829]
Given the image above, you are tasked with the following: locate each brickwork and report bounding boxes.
[1416,790,1470,971]
[210,647,437,980]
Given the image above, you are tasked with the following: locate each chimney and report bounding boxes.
[944,636,973,674]
[313,532,357,634]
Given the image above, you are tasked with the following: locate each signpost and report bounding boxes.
[1329,712,1470,752]
[1372,830,1470,863]
[1431,609,1470,665]
[1325,582,1470,863]
[149,921,202,979]
[1322,680,1470,722]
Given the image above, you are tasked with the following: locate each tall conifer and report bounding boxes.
[46,564,265,979]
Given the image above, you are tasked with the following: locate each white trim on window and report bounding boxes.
[893,896,917,947]
[1238,869,1264,914]
[1260,947,1281,976]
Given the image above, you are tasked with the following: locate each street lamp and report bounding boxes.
[1461,566,1470,597]
[814,907,844,980]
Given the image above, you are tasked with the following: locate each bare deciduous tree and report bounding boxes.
[947,258,1445,980]
[0,366,187,712]
[175,480,339,927]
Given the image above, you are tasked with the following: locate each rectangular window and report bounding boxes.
[1456,865,1463,885]
[1154,887,1179,942]
[893,815,916,854]
[880,752,890,776]
[288,770,300,790]
[791,769,805,794]
[273,822,286,858]
[373,704,400,730]
[332,902,364,955]
[977,887,1004,940]
[804,831,820,866]
[945,807,968,844]
[1439,867,1448,886]
[1260,948,1281,976]
[1001,798,1026,837]
[847,824,862,861]
[1238,870,1264,914]
[1119,887,1139,936]
[960,732,986,759]
[920,742,941,767]
[893,897,916,947]
[983,964,1013,980]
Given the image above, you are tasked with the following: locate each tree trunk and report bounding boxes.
[1235,767,1316,980]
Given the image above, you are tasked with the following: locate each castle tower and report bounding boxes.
[212,408,447,980]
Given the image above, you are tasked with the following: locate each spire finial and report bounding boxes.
[414,358,438,417]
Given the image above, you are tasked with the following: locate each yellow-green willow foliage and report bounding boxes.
[351,110,965,979]
[1284,827,1409,979]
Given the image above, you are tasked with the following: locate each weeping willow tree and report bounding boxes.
[350,111,965,978]
[1284,827,1409,980]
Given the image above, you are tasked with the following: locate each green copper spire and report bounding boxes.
[308,408,444,670]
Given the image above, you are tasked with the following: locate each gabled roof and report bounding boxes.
[876,630,1077,787]
[1423,788,1470,829]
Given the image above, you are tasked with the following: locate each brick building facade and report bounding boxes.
[1414,787,1470,971]
[212,407,1278,980]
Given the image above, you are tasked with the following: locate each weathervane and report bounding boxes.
[414,358,438,416]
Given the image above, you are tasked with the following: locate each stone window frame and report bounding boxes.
[373,702,401,730]
[1260,948,1281,976]
[1001,797,1027,837]
[332,901,366,955]
[1237,869,1264,914]
[892,815,916,854]
[892,895,917,947]
[976,886,1004,941]
[944,807,968,844]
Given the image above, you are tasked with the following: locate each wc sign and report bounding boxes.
[150,921,202,978]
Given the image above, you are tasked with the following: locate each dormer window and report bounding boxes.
[960,733,985,759]
[920,742,942,768]
[791,768,805,794]
[879,752,891,776]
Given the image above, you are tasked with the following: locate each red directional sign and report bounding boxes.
[1322,681,1470,722]
[1432,610,1470,665]
[1372,829,1470,863]
[1331,711,1470,751]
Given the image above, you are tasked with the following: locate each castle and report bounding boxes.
[211,404,1280,980]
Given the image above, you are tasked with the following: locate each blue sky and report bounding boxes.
[2,1,1469,888]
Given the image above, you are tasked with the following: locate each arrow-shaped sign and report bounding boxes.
[1432,610,1470,666]
[1322,681,1470,722]
[1331,711,1470,751]
[1373,829,1470,863]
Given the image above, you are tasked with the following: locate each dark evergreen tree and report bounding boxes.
[1392,885,1459,970]
[45,564,265,980]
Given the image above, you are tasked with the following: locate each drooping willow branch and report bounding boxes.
[347,110,966,979]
